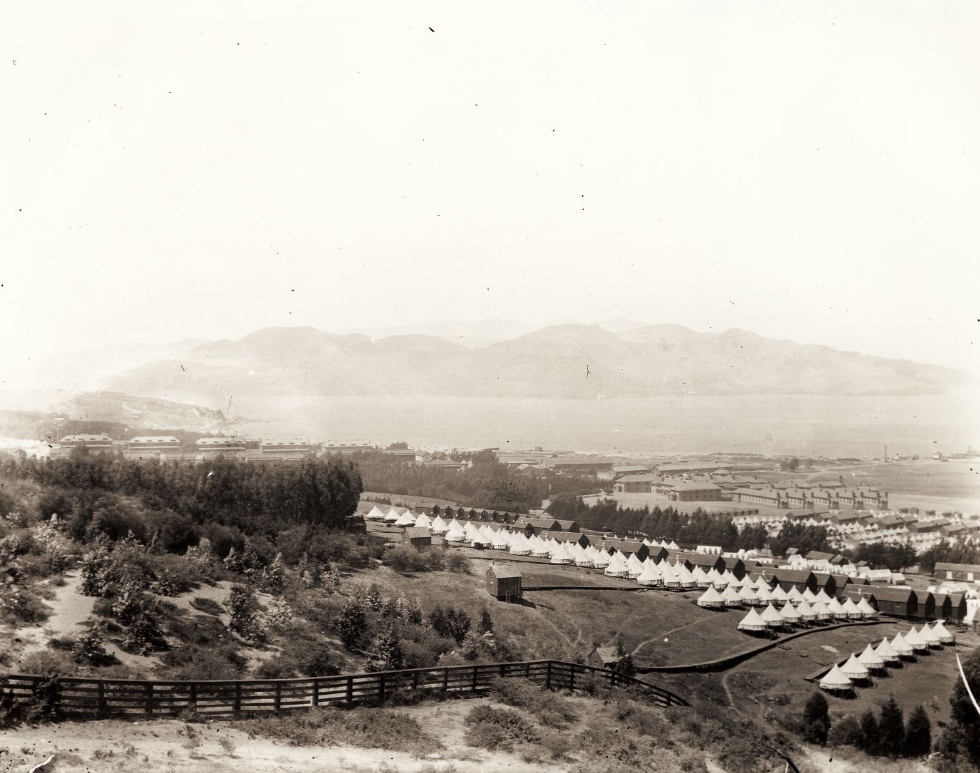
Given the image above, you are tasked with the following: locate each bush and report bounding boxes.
[828,715,863,747]
[464,705,540,751]
[802,692,831,745]
[491,679,578,729]
[444,552,470,573]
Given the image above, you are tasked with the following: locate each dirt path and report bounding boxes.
[0,710,541,773]
[630,615,718,657]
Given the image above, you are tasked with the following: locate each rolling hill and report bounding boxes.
[25,323,969,403]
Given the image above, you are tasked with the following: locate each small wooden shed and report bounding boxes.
[586,645,620,670]
[486,563,522,602]
[401,527,432,551]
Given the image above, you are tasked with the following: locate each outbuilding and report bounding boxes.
[486,563,523,602]
[401,527,432,551]
[864,585,918,618]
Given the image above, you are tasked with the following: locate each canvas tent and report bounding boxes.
[858,643,886,671]
[737,608,767,632]
[819,664,853,693]
[840,654,870,681]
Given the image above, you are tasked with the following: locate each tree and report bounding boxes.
[878,696,905,757]
[859,709,881,756]
[338,599,368,650]
[261,552,286,595]
[827,715,863,747]
[903,705,931,757]
[366,624,404,672]
[802,692,831,745]
[941,647,980,766]
[227,584,260,641]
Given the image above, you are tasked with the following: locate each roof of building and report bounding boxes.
[487,564,523,579]
[60,434,113,443]
[671,482,722,492]
[863,585,917,602]
[935,562,980,573]
[402,527,432,539]
[129,436,180,443]
[591,646,620,663]
[617,474,660,483]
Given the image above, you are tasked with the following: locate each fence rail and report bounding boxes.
[0,660,686,720]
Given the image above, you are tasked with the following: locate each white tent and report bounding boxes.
[904,627,929,653]
[430,515,449,534]
[549,542,574,565]
[714,570,733,588]
[755,584,773,604]
[692,566,711,588]
[875,637,901,663]
[840,654,870,681]
[738,607,767,632]
[810,600,831,621]
[591,548,611,568]
[721,585,743,607]
[697,586,726,608]
[780,602,802,625]
[918,624,942,648]
[932,620,955,645]
[572,544,594,567]
[840,598,863,620]
[394,510,416,527]
[814,589,834,605]
[604,552,630,577]
[705,568,722,588]
[384,506,404,523]
[858,643,886,671]
[444,519,466,543]
[413,512,432,528]
[786,586,805,606]
[856,598,878,620]
[826,597,847,619]
[661,561,680,587]
[760,603,784,628]
[667,540,680,551]
[626,553,645,579]
[531,537,551,558]
[795,600,817,622]
[365,505,387,521]
[801,588,817,603]
[637,561,663,587]
[673,563,696,588]
[738,584,760,606]
[819,664,854,692]
[891,632,915,658]
[508,533,531,555]
[770,585,790,604]
[491,529,510,551]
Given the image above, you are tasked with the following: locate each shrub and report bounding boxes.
[463,705,540,751]
[904,705,931,757]
[491,679,578,729]
[801,692,831,745]
[227,584,261,642]
[827,715,863,747]
[444,552,469,574]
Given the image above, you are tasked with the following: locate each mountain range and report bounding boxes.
[73,323,968,402]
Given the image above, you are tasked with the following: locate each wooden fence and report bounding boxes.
[0,660,686,720]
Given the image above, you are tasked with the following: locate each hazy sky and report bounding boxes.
[3,0,979,381]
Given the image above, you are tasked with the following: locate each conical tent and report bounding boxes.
[815,589,834,605]
[697,586,726,608]
[827,597,847,618]
[755,585,773,603]
[692,566,711,587]
[858,643,886,670]
[508,533,531,555]
[780,602,802,624]
[365,505,387,521]
[856,598,877,619]
[638,561,663,587]
[795,600,817,621]
[384,507,403,523]
[891,633,914,657]
[661,561,679,587]
[841,598,862,619]
[786,586,805,606]
[932,620,955,644]
[604,553,629,577]
[394,510,416,527]
[721,584,743,606]
[413,512,432,528]
[491,530,510,550]
[738,584,760,606]
[592,548,611,568]
[875,637,901,663]
[714,570,733,588]
[810,600,831,620]
[760,603,784,628]
[674,563,696,588]
[801,588,817,603]
[667,540,680,551]
[770,585,790,604]
[627,554,645,578]
[904,627,929,652]
[738,607,767,632]
[430,515,449,534]
[705,568,722,587]
[919,624,942,648]
[444,520,466,543]
[819,663,854,692]
[840,654,869,680]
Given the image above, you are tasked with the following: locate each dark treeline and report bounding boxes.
[547,495,835,555]
[0,453,363,561]
[350,449,595,513]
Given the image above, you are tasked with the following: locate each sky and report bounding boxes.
[2,0,979,385]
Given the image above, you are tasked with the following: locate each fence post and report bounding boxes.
[189,682,198,710]
[545,661,552,690]
[346,676,353,705]
[145,683,153,718]
[98,681,107,717]
[443,668,449,692]
[235,682,243,715]
[311,680,319,709]
[274,682,282,712]
[378,674,385,704]
[472,666,479,693]
[569,664,575,692]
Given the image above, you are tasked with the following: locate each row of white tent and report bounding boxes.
[818,622,957,692]
[732,597,877,630]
